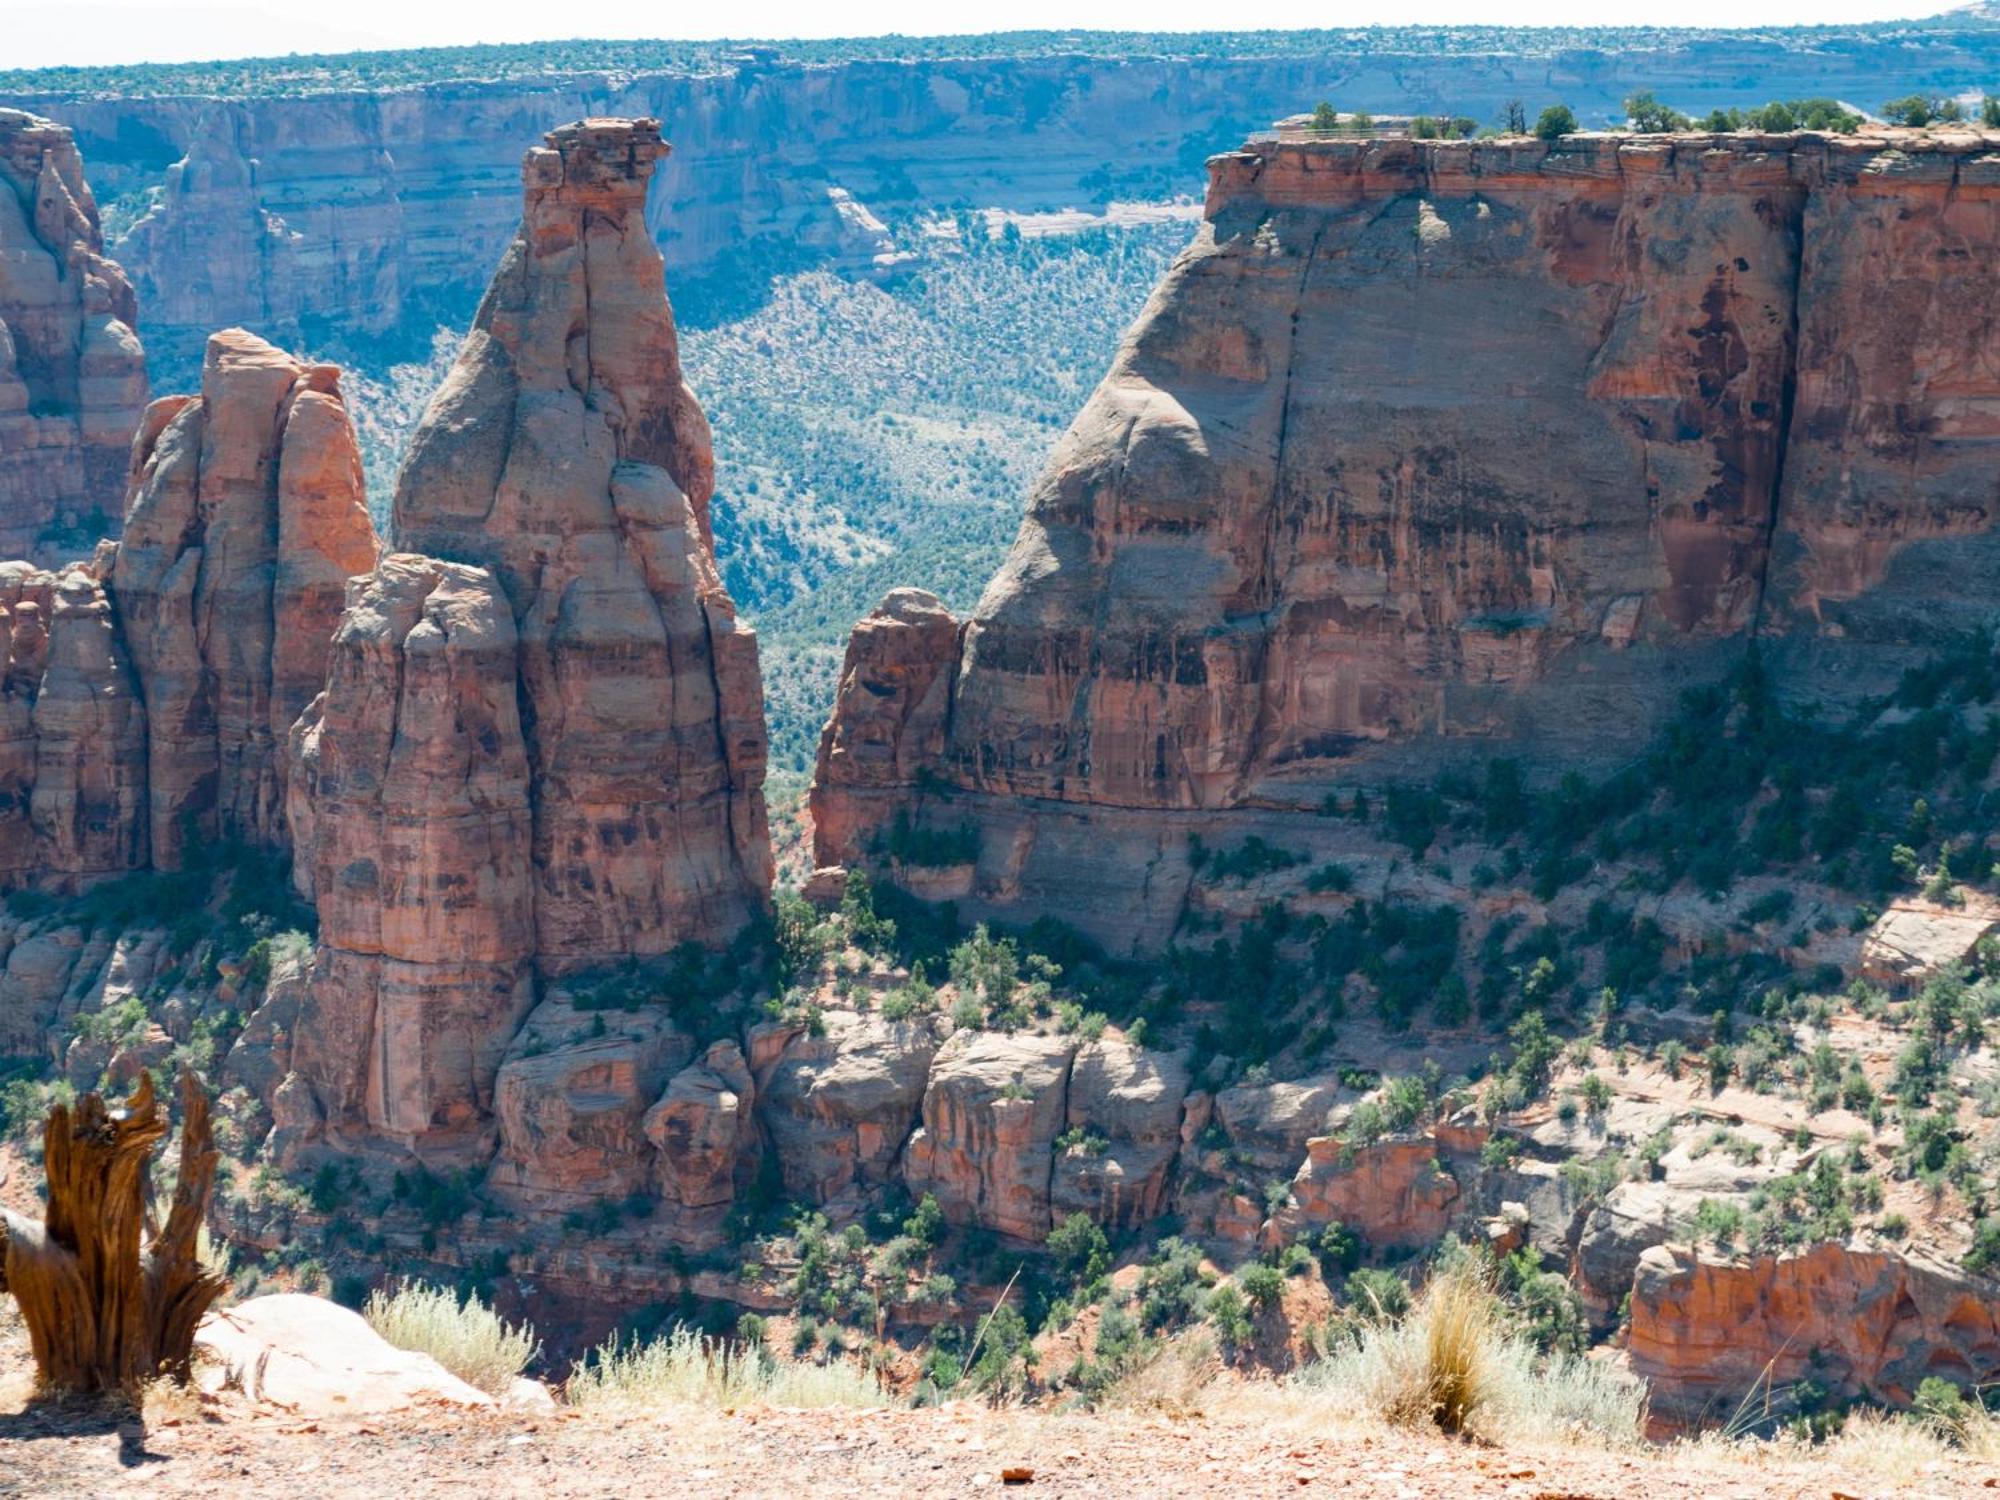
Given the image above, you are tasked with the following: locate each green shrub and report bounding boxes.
[1624,92,1689,133]
[1534,104,1578,140]
[1206,1283,1253,1347]
[1138,1237,1212,1331]
[1346,1267,1411,1322]
[1047,1212,1110,1289]
[1240,1262,1285,1311]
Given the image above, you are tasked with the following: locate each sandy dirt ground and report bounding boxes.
[1,1370,1995,1500]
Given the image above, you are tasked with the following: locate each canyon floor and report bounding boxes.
[0,1320,1990,1500]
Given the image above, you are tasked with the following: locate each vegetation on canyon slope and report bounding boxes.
[336,217,1191,776]
[7,19,1998,98]
[6,628,2000,1441]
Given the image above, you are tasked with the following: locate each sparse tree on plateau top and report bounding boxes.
[1535,104,1579,140]
[1882,93,1934,127]
[1505,99,1528,134]
[1311,101,1339,133]
[1624,92,1691,133]
[1748,99,1798,132]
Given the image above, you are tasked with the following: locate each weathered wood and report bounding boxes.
[0,1070,228,1393]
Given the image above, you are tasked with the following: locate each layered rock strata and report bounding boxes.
[115,328,376,865]
[0,109,147,561]
[814,131,2000,951]
[0,328,374,888]
[284,556,533,1157]
[0,562,146,885]
[388,115,770,970]
[18,30,2000,365]
[281,119,771,1163]
[1628,1242,2000,1431]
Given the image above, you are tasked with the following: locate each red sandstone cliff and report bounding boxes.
[281,118,771,1162]
[813,131,2000,950]
[0,328,372,887]
[0,109,147,563]
[115,329,376,867]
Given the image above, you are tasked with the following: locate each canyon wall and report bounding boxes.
[0,109,147,561]
[813,131,2000,949]
[10,28,2000,373]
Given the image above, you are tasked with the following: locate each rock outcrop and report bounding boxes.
[1627,1241,2000,1431]
[904,1030,1076,1241]
[281,119,770,1165]
[0,327,374,891]
[0,110,147,563]
[0,562,148,887]
[1282,1136,1460,1250]
[1051,1039,1189,1231]
[488,1001,693,1208]
[388,115,769,969]
[755,1012,943,1209]
[284,555,533,1158]
[645,1039,757,1225]
[114,328,375,866]
[195,1294,494,1413]
[814,132,2000,951]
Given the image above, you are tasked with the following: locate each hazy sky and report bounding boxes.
[0,0,1966,70]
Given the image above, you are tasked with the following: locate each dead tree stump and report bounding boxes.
[0,1069,228,1393]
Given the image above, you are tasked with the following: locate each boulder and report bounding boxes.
[1050,1039,1189,1230]
[0,922,84,1054]
[645,1039,756,1223]
[1858,897,1999,993]
[487,999,694,1210]
[903,1029,1075,1240]
[195,1294,493,1414]
[1628,1242,2000,1431]
[1282,1135,1460,1250]
[1209,1072,1350,1178]
[755,1011,941,1207]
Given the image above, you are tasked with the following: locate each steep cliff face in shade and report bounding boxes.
[111,328,376,868]
[0,109,147,562]
[279,119,770,1162]
[813,131,2000,951]
[389,116,770,969]
[0,562,147,885]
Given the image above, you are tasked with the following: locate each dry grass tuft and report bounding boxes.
[363,1280,539,1397]
[565,1326,894,1412]
[1808,1403,2000,1478]
[1280,1259,1644,1448]
[1413,1260,1497,1434]
[1096,1332,1219,1417]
